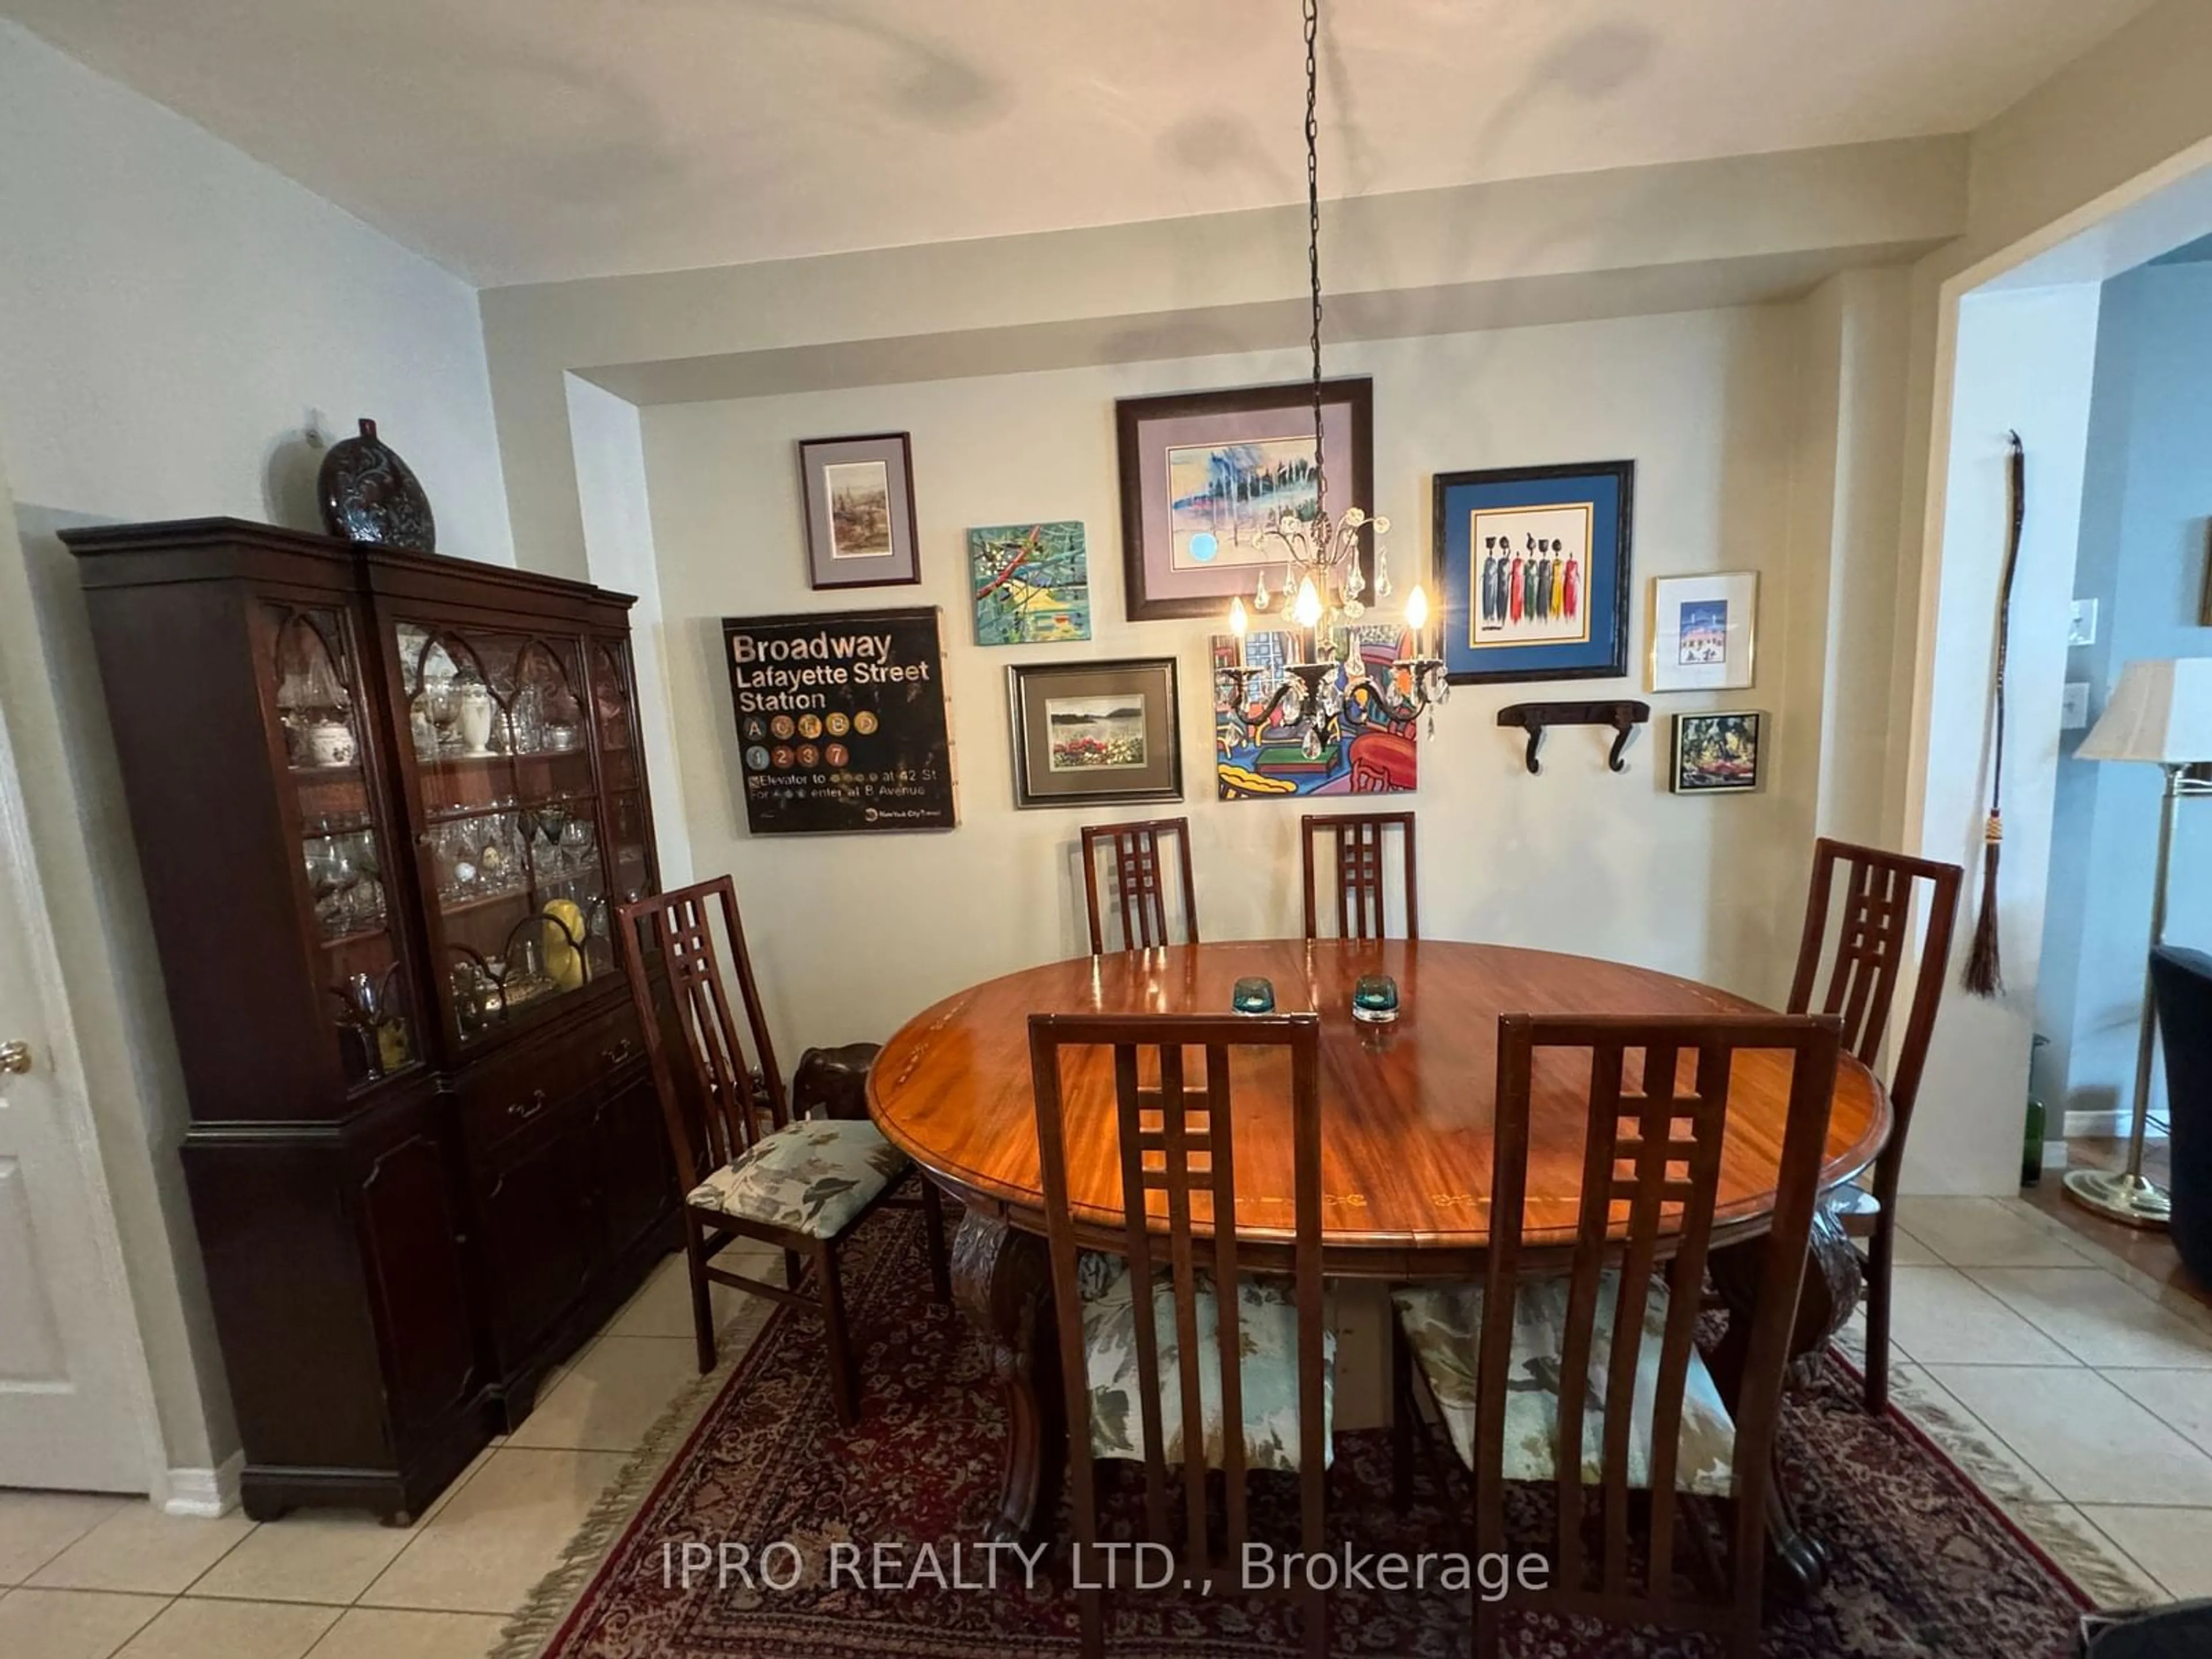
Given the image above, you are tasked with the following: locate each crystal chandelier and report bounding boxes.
[1216,0,1446,760]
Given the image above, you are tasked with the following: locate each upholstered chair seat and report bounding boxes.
[1077,1252,1335,1473]
[1393,1270,1736,1497]
[685,1119,911,1240]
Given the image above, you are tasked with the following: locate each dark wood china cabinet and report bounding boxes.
[67,518,675,1522]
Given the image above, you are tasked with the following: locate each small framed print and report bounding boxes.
[1671,710,1763,794]
[798,433,920,589]
[1008,657,1183,809]
[1435,460,1633,685]
[1651,571,1757,692]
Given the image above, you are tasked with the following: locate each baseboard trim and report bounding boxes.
[2064,1108,2126,1138]
[162,1451,244,1518]
[2061,1109,2172,1142]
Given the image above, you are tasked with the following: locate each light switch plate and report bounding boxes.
[2069,599,2099,647]
[2061,681,2090,730]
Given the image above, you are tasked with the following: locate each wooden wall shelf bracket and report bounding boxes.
[1497,700,1650,775]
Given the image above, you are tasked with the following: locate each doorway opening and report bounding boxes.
[1914,156,2212,1297]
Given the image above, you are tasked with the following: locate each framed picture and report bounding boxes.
[1671,710,1763,794]
[2200,520,2211,626]
[1210,623,1419,798]
[969,520,1092,645]
[1008,658,1183,809]
[798,433,920,589]
[1651,571,1758,692]
[724,607,956,832]
[1434,460,1633,685]
[1115,378,1374,620]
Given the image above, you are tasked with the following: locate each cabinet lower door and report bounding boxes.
[593,1075,674,1265]
[476,1115,594,1377]
[355,1129,480,1444]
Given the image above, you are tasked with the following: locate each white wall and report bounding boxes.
[2036,259,2212,1122]
[0,20,516,1493]
[1775,267,1914,858]
[634,305,1880,1056]
[1908,283,2103,1195]
[0,21,513,557]
[567,374,694,889]
[483,139,1965,584]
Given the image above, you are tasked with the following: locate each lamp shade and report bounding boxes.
[2077,658,2212,764]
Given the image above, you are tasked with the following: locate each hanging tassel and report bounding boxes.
[1963,432,2025,997]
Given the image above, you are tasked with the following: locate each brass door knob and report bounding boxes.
[0,1040,29,1075]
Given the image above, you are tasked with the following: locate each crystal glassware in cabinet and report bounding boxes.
[256,599,418,1088]
[389,620,641,1047]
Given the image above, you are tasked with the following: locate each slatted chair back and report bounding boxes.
[1029,1012,1326,1646]
[1079,817,1199,954]
[1475,1013,1841,1632]
[1785,838,1961,1150]
[618,877,787,1190]
[1300,810,1418,941]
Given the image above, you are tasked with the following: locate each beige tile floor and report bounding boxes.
[2,1206,2206,1657]
[0,1242,781,1659]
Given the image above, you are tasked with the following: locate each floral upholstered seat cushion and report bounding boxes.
[686,1119,909,1240]
[1078,1254,1334,1473]
[1392,1270,1735,1497]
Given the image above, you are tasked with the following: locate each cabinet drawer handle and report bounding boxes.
[600,1038,636,1069]
[507,1089,548,1121]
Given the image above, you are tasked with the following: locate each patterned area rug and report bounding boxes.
[514,1210,2091,1658]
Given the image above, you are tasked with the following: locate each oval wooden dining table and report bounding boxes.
[868,937,1889,1584]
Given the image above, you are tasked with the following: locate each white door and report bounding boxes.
[0,472,157,1492]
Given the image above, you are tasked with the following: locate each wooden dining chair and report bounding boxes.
[1029,1012,1330,1659]
[1300,810,1418,941]
[618,876,949,1425]
[1079,816,1199,955]
[1393,1012,1843,1659]
[1786,837,1962,1414]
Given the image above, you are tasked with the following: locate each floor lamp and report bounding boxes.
[2063,657,2212,1228]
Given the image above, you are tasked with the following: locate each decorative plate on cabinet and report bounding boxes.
[317,418,437,552]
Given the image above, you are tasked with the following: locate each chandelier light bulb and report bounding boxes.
[1404,584,1430,635]
[1230,596,1248,639]
[1292,576,1323,630]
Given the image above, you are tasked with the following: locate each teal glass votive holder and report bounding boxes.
[1232,976,1277,1015]
[1352,974,1400,1024]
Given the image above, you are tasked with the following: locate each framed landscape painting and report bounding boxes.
[1671,710,1763,794]
[1007,658,1182,809]
[968,520,1092,645]
[1434,460,1633,684]
[1651,571,1757,692]
[798,433,920,589]
[1115,378,1373,620]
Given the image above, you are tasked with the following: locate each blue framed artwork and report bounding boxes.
[1433,460,1634,684]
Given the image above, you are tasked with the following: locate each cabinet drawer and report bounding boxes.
[453,999,644,1157]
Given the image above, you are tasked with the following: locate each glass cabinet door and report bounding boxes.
[258,601,420,1090]
[393,622,617,1048]
[586,639,656,912]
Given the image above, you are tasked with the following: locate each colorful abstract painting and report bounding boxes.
[1671,710,1762,794]
[968,521,1092,645]
[1212,624,1419,800]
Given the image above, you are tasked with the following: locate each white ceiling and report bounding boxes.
[1,0,2160,289]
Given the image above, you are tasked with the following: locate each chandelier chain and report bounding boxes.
[1304,0,1324,518]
